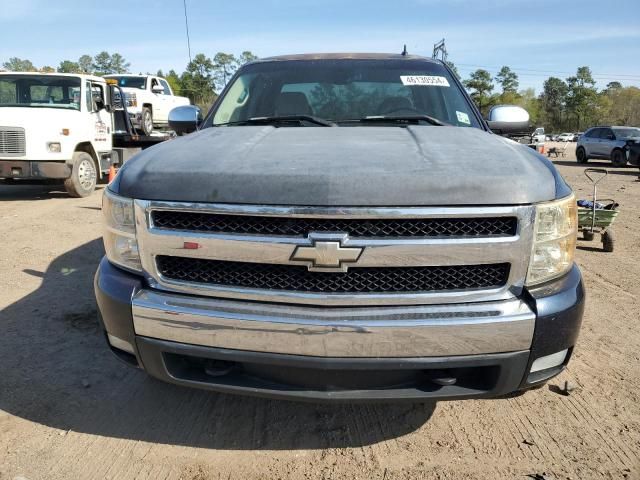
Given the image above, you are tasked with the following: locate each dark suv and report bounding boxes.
[576,126,640,167]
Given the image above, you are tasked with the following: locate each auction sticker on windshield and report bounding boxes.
[400,75,450,87]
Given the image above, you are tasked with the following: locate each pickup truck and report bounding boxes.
[95,53,584,402]
[104,74,190,135]
[0,72,169,197]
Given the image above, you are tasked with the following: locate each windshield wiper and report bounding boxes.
[218,115,335,127]
[348,115,449,126]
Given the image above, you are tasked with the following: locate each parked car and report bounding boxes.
[576,126,640,166]
[95,53,584,402]
[104,74,190,135]
[572,132,583,142]
[557,133,573,142]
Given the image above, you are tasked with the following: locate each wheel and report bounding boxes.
[141,107,153,135]
[602,229,615,252]
[611,149,627,167]
[583,230,595,241]
[64,151,97,198]
[576,147,588,164]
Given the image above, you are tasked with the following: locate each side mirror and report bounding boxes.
[169,105,202,135]
[486,105,530,135]
[151,84,165,94]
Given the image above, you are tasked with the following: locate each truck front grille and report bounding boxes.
[0,127,26,157]
[152,211,517,238]
[156,256,510,294]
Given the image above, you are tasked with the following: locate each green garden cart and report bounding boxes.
[577,168,619,252]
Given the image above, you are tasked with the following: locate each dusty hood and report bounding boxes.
[115,125,568,206]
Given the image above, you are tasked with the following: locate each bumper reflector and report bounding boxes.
[107,333,135,354]
[530,349,568,373]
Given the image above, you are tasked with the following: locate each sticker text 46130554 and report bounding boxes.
[400,76,450,87]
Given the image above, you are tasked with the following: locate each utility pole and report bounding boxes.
[432,39,448,62]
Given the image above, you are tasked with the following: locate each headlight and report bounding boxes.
[47,142,61,153]
[102,189,142,273]
[526,194,577,286]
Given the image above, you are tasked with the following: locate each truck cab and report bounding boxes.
[0,72,115,196]
[95,54,584,402]
[104,74,190,135]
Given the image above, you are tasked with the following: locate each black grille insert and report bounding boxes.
[151,211,517,238]
[156,256,510,294]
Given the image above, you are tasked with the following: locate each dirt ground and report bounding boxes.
[0,143,638,480]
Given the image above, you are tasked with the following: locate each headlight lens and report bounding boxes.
[526,194,577,286]
[102,189,141,273]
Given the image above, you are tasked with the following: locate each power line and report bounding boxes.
[183,0,192,64]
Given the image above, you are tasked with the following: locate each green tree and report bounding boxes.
[92,51,129,75]
[444,60,460,79]
[213,52,238,91]
[58,60,80,73]
[93,51,112,75]
[165,69,182,96]
[78,55,93,74]
[565,66,598,130]
[539,77,569,131]
[237,51,258,66]
[181,53,215,108]
[40,66,55,73]
[2,57,36,72]
[110,53,130,74]
[463,69,494,114]
[495,66,519,94]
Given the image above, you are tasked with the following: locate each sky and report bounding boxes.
[2,0,640,93]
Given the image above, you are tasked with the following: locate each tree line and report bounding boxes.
[2,51,257,110]
[3,53,639,130]
[453,63,640,131]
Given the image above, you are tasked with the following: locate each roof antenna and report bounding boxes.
[401,44,408,56]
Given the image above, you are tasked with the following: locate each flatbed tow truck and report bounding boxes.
[0,72,173,197]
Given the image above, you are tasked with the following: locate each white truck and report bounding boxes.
[0,72,170,197]
[104,75,190,135]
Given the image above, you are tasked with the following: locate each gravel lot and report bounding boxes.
[0,143,638,479]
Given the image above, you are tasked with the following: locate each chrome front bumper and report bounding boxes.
[132,288,535,358]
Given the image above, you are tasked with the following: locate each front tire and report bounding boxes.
[141,107,153,135]
[576,147,588,164]
[611,149,627,167]
[64,152,97,198]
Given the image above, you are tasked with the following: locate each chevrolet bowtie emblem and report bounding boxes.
[291,236,363,272]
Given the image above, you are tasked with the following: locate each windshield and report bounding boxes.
[0,75,81,110]
[209,59,480,128]
[612,127,640,139]
[107,76,146,89]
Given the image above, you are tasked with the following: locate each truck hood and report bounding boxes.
[115,125,568,206]
[0,106,80,129]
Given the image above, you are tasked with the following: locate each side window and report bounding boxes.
[599,128,614,140]
[160,79,171,95]
[85,81,94,111]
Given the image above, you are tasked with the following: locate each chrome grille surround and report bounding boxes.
[0,127,26,157]
[134,201,536,306]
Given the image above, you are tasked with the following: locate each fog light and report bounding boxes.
[47,142,61,153]
[107,333,135,354]
[530,349,568,373]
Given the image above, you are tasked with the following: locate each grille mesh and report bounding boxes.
[157,256,510,293]
[0,127,26,157]
[151,211,517,238]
